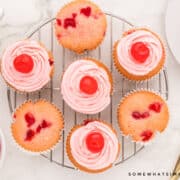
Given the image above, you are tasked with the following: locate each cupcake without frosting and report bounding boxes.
[61,58,113,114]
[54,0,107,53]
[113,28,166,81]
[66,120,120,173]
[117,90,169,143]
[11,100,64,153]
[1,40,54,93]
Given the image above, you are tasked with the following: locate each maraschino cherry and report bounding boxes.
[80,76,98,94]
[13,54,34,73]
[86,132,104,153]
[131,42,150,63]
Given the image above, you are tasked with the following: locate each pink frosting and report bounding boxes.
[61,60,111,114]
[1,40,52,92]
[116,30,163,76]
[70,121,119,170]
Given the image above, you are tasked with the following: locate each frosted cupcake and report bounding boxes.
[66,120,120,173]
[61,58,113,114]
[117,90,169,143]
[113,28,165,81]
[11,100,64,153]
[54,0,107,53]
[1,40,54,93]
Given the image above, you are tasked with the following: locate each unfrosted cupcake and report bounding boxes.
[117,90,169,143]
[54,0,107,53]
[1,40,54,93]
[113,28,165,81]
[61,58,113,114]
[66,120,120,173]
[11,100,64,153]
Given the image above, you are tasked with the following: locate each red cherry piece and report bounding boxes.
[49,59,54,66]
[132,111,141,119]
[149,102,161,113]
[64,18,76,29]
[25,112,35,127]
[36,125,42,134]
[56,18,61,26]
[25,129,35,141]
[13,54,34,73]
[141,130,153,142]
[13,114,16,119]
[80,6,91,17]
[80,76,98,94]
[86,132,104,153]
[83,119,93,125]
[141,111,150,119]
[131,42,150,63]
[72,13,77,18]
[41,120,51,128]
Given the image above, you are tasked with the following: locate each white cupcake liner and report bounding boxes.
[10,99,64,155]
[117,88,169,146]
[0,128,6,168]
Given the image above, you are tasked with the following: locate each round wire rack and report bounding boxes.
[7,12,169,170]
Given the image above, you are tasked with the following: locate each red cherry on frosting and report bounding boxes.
[25,129,35,141]
[13,54,34,73]
[131,42,150,63]
[86,132,104,153]
[80,76,98,94]
[141,130,153,142]
[80,7,91,17]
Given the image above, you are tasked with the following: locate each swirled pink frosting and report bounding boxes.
[1,40,52,92]
[70,121,119,170]
[116,30,163,76]
[61,60,111,114]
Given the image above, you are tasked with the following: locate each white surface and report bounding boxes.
[0,128,6,168]
[165,0,180,64]
[0,0,180,180]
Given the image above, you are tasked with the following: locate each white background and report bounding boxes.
[0,0,180,180]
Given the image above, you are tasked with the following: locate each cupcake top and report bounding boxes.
[118,90,169,143]
[69,120,119,171]
[11,100,64,152]
[1,40,53,92]
[116,29,164,76]
[61,59,112,114]
[55,0,107,53]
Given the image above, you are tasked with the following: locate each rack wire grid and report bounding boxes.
[7,13,168,170]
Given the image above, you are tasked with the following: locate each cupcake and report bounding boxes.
[66,120,120,173]
[113,28,165,81]
[61,58,113,114]
[54,0,107,53]
[117,90,169,143]
[11,100,64,153]
[1,40,54,93]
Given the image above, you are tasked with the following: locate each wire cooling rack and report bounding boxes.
[7,13,169,169]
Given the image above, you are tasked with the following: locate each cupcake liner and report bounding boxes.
[112,27,166,82]
[54,0,107,54]
[0,40,54,94]
[0,128,6,168]
[11,99,64,155]
[117,89,169,146]
[66,119,120,173]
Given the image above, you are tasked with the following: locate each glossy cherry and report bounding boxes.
[149,102,161,113]
[56,18,61,26]
[13,54,34,73]
[141,111,150,119]
[131,42,150,63]
[132,111,141,119]
[41,120,51,128]
[80,76,98,94]
[25,112,35,127]
[86,132,104,153]
[64,18,76,29]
